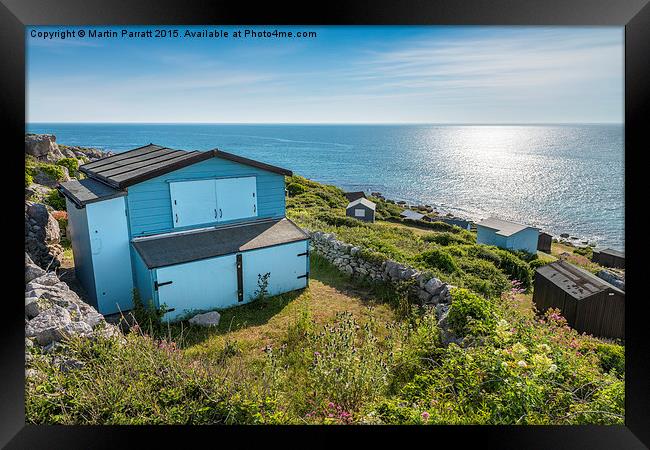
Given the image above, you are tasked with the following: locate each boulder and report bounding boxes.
[25,305,73,345]
[424,277,443,295]
[25,253,46,283]
[189,311,221,327]
[25,134,65,162]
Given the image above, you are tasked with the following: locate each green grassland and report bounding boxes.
[26,175,624,425]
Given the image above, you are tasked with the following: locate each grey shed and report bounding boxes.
[346,198,376,223]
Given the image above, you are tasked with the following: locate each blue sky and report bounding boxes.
[26,26,624,124]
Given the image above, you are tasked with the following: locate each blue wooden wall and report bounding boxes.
[65,197,97,307]
[86,197,135,314]
[126,157,286,237]
[476,225,539,254]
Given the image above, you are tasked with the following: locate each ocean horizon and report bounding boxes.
[26,122,625,251]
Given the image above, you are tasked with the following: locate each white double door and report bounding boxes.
[170,176,257,228]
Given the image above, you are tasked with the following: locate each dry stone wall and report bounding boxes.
[309,231,452,306]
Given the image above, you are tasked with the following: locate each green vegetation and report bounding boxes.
[26,175,624,425]
[286,175,536,295]
[56,158,80,177]
[44,190,66,211]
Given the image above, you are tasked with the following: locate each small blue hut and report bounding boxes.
[58,144,310,321]
[476,217,539,254]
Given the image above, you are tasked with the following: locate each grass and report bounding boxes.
[146,254,394,365]
[26,174,625,426]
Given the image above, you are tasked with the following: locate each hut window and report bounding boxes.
[354,209,365,217]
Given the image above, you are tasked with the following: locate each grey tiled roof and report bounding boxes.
[58,177,126,207]
[132,218,309,269]
[79,144,293,189]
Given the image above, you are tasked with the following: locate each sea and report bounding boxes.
[26,123,625,250]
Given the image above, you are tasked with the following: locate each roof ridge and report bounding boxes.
[80,143,165,170]
[98,149,191,178]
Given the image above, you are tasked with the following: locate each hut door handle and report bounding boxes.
[219,208,222,218]
[214,208,218,219]
[175,213,179,223]
[253,204,256,213]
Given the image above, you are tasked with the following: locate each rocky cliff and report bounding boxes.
[24,134,124,377]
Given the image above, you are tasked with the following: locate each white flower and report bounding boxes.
[548,364,558,373]
[517,360,528,368]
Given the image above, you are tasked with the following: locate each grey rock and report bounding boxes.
[25,305,73,345]
[189,311,221,327]
[424,277,443,294]
[25,296,51,319]
[596,269,625,291]
[25,134,64,162]
[25,253,46,283]
[417,289,432,303]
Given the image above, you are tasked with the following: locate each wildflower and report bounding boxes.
[314,351,321,357]
[536,343,551,353]
[421,411,430,422]
[328,402,335,409]
[501,362,509,369]
[512,342,528,356]
[517,360,527,368]
[548,364,558,373]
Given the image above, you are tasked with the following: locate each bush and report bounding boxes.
[494,249,533,290]
[447,288,498,337]
[56,158,79,177]
[529,258,551,270]
[38,164,67,182]
[25,171,33,187]
[458,259,511,297]
[573,246,593,259]
[286,182,307,196]
[44,190,66,211]
[419,249,458,273]
[131,289,167,335]
[596,343,624,376]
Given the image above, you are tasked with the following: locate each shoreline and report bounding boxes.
[336,184,619,252]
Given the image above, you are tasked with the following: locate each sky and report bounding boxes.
[26,26,624,124]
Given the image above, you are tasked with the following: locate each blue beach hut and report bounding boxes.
[58,144,310,321]
[476,217,539,254]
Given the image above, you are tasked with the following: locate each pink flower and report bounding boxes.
[328,402,335,409]
[421,411,430,422]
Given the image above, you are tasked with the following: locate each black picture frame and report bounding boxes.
[3,0,648,447]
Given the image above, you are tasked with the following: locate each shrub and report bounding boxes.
[38,164,67,182]
[286,182,307,196]
[529,258,551,270]
[573,246,593,259]
[596,343,625,377]
[56,158,79,177]
[458,259,511,297]
[494,249,533,290]
[131,289,167,335]
[44,190,66,211]
[447,288,498,337]
[419,249,458,273]
[25,171,33,187]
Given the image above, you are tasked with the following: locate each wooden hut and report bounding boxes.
[58,144,309,322]
[537,231,553,253]
[592,248,625,269]
[346,198,376,223]
[533,260,625,339]
[476,217,539,254]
